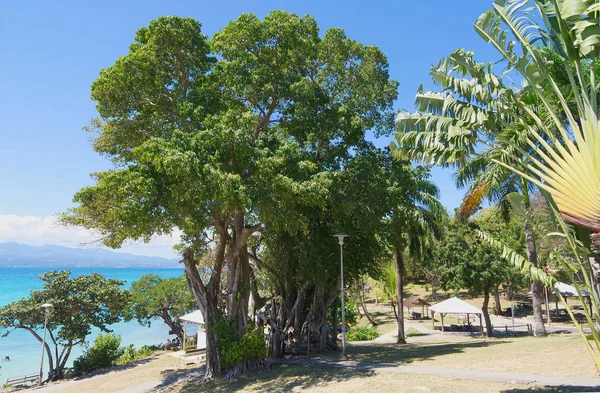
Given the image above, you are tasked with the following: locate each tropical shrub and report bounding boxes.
[73,333,124,373]
[213,318,266,371]
[346,326,380,341]
[115,345,153,365]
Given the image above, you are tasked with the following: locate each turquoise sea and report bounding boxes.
[0,267,195,381]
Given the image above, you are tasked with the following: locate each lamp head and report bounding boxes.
[41,303,52,309]
[333,233,348,246]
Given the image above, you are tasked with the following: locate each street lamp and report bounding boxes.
[39,303,52,386]
[333,233,348,356]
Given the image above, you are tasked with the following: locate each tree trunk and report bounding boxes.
[395,247,406,344]
[391,298,398,321]
[506,284,514,301]
[431,277,438,301]
[482,290,493,337]
[331,298,338,349]
[525,222,547,337]
[360,277,378,326]
[493,285,502,316]
[163,317,185,344]
[203,304,221,380]
[182,247,223,380]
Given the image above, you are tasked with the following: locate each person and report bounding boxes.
[3,356,9,361]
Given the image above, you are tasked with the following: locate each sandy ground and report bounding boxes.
[12,354,202,393]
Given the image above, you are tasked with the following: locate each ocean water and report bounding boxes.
[0,267,197,381]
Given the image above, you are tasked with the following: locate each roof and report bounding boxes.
[429,297,482,315]
[554,282,590,297]
[179,310,205,325]
[404,296,430,308]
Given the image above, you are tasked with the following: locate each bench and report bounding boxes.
[5,373,39,388]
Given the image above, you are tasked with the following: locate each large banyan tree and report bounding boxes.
[63,12,398,379]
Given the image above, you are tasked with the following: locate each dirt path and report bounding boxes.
[20,355,203,393]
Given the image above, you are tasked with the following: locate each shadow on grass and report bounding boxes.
[153,365,206,392]
[501,387,600,392]
[178,363,374,393]
[322,339,504,366]
[69,355,157,381]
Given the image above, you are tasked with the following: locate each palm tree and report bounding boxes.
[401,0,600,371]
[394,51,548,336]
[388,166,446,343]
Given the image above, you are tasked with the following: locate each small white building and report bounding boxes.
[179,310,207,351]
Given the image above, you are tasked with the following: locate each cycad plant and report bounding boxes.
[396,0,600,371]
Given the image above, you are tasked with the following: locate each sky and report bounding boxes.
[0,0,499,257]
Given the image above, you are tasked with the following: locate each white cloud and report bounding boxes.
[0,215,181,259]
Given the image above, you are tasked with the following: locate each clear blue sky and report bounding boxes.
[0,0,498,218]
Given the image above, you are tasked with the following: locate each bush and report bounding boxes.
[327,297,358,326]
[73,333,124,373]
[346,326,380,341]
[213,318,266,369]
[405,327,426,337]
[115,344,153,365]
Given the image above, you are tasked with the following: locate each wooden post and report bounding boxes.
[183,321,187,353]
[479,315,483,337]
[544,287,551,326]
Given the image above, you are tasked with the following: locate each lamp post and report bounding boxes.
[39,303,52,386]
[333,233,348,356]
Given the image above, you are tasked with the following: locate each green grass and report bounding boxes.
[405,327,425,337]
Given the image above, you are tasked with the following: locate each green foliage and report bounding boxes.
[127,274,195,341]
[346,326,380,341]
[213,318,266,368]
[432,215,518,298]
[405,327,425,337]
[115,345,153,366]
[0,271,128,379]
[327,297,358,327]
[73,333,124,373]
[64,10,399,375]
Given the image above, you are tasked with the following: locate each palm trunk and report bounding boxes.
[522,182,547,337]
[395,247,406,344]
[525,222,547,337]
[482,290,493,337]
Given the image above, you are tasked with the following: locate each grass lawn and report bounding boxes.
[327,333,598,379]
[405,327,426,337]
[178,362,594,393]
[178,332,598,392]
[355,310,397,335]
[178,363,551,393]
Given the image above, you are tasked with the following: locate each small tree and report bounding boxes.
[127,274,196,343]
[0,271,127,381]
[437,219,509,337]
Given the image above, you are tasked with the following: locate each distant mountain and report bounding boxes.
[0,242,180,268]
